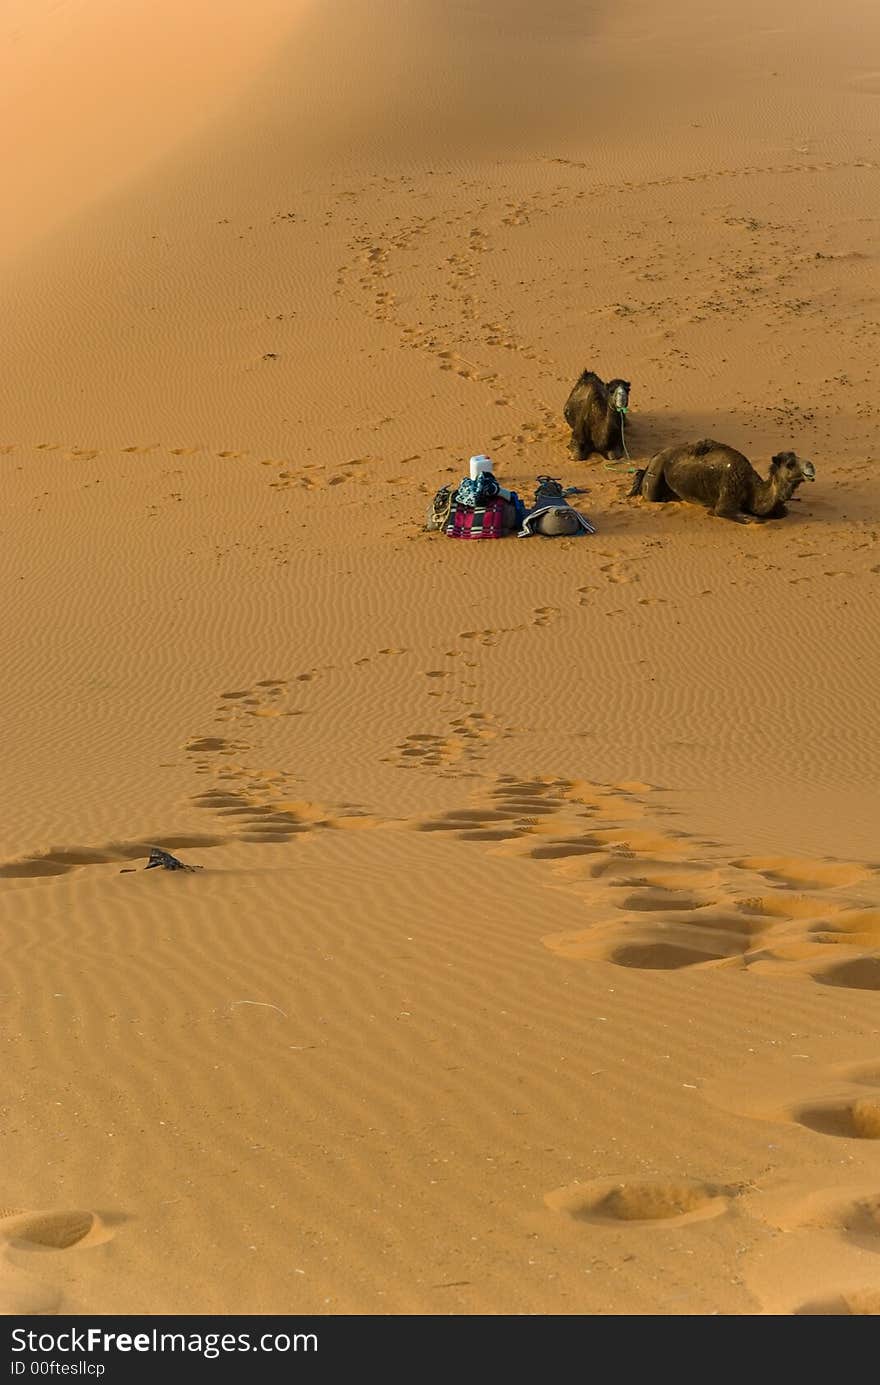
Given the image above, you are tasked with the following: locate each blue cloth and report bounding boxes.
[455,473,500,508]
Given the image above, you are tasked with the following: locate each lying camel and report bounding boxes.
[628,440,815,523]
[563,370,630,461]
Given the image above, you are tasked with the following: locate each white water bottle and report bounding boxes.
[469,454,511,500]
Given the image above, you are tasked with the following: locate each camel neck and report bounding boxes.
[752,475,792,517]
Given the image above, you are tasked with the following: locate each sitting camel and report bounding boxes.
[628,440,815,523]
[563,370,631,461]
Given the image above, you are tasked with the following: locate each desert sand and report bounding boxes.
[1,0,879,1316]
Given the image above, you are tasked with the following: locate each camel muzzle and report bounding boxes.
[802,461,816,481]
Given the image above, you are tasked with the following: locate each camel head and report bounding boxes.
[769,451,815,497]
[608,379,631,413]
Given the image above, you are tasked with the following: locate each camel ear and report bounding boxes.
[771,451,794,469]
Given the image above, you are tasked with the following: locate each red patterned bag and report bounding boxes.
[446,497,506,539]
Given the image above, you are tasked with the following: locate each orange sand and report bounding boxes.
[1,0,879,1315]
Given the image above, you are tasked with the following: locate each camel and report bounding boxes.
[628,440,815,522]
[563,370,630,461]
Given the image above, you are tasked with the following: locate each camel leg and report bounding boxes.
[711,489,758,522]
[571,428,591,461]
[711,496,766,523]
[711,474,761,523]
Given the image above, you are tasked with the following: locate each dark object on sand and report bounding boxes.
[519,476,596,537]
[563,370,630,461]
[627,440,815,523]
[144,847,200,872]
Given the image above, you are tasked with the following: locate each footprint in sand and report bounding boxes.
[793,1097,880,1141]
[628,868,721,895]
[545,1177,734,1226]
[812,956,880,992]
[583,920,761,971]
[537,848,764,971]
[505,799,880,975]
[409,776,574,838]
[412,779,749,956]
[0,1209,106,1251]
[394,732,460,771]
[809,905,880,947]
[0,856,75,880]
[615,888,705,912]
[487,780,573,826]
[838,1062,880,1089]
[0,833,225,882]
[597,561,637,586]
[0,1209,110,1315]
[732,855,870,891]
[185,736,250,754]
[737,893,834,921]
[532,606,559,628]
[529,839,604,860]
[416,807,527,843]
[212,680,308,726]
[794,1290,880,1315]
[753,1187,880,1254]
[436,349,494,383]
[584,908,764,975]
[391,714,502,774]
[193,788,319,843]
[191,785,378,844]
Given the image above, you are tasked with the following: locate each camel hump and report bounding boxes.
[693,438,722,456]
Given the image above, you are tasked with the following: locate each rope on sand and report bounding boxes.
[604,408,637,472]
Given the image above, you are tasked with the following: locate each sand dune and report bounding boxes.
[0,0,303,267]
[1,0,879,1315]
